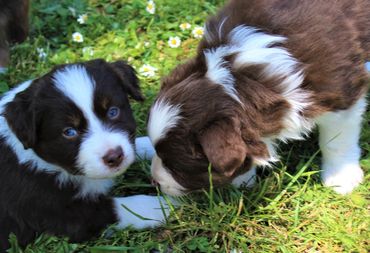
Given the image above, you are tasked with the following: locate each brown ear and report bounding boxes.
[110,61,144,101]
[198,118,247,177]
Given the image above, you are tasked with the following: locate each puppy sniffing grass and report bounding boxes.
[148,0,369,196]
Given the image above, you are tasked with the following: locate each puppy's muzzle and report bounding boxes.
[102,146,124,168]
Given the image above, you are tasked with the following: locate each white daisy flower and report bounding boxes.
[77,14,88,24]
[168,36,181,48]
[36,48,47,59]
[179,23,191,31]
[192,26,204,39]
[72,32,84,43]
[146,0,155,14]
[82,47,94,56]
[139,64,157,78]
[144,41,151,47]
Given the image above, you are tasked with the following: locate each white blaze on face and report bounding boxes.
[53,65,135,178]
[147,99,186,195]
[147,99,182,145]
[151,155,186,196]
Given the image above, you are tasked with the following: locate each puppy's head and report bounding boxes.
[4,59,143,178]
[148,75,270,196]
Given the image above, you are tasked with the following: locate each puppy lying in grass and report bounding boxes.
[0,59,170,252]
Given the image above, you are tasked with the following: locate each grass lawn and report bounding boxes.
[0,0,369,252]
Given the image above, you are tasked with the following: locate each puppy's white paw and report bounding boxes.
[321,163,364,194]
[135,136,155,160]
[114,195,170,229]
[232,167,256,188]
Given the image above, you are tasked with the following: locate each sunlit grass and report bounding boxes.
[1,0,369,252]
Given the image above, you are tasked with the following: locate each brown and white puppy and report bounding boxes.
[0,0,29,72]
[148,0,370,196]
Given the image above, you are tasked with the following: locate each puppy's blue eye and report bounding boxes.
[107,106,120,119]
[63,127,78,139]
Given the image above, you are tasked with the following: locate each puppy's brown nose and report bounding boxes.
[151,178,159,187]
[103,147,124,168]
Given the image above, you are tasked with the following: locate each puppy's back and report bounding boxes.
[203,0,369,113]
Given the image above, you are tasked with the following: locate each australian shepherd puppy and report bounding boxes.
[147,0,369,196]
[0,59,169,252]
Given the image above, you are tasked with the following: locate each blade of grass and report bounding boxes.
[262,149,320,210]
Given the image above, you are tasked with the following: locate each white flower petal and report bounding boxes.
[139,64,157,77]
[192,26,204,39]
[179,23,191,31]
[72,32,84,43]
[146,1,156,14]
[168,36,181,48]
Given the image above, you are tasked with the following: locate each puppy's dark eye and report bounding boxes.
[63,127,78,139]
[107,106,120,120]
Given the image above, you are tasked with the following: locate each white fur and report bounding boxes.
[77,131,134,178]
[204,16,229,42]
[135,136,155,160]
[228,26,313,141]
[217,16,229,41]
[53,66,135,179]
[229,26,286,54]
[0,80,114,198]
[316,97,366,194]
[70,177,114,199]
[228,26,313,165]
[148,99,182,145]
[204,47,242,104]
[151,155,186,196]
[203,25,312,143]
[257,137,280,166]
[231,167,257,187]
[203,25,284,105]
[114,195,170,229]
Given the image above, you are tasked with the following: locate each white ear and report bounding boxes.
[113,195,170,229]
[135,136,156,160]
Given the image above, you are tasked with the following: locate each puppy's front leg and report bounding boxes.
[317,97,366,194]
[114,195,170,229]
[135,136,155,160]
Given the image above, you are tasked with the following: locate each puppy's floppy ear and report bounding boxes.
[198,118,247,177]
[110,61,144,101]
[3,82,38,149]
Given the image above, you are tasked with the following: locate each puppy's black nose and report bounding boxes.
[103,147,124,168]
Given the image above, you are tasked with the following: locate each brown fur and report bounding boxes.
[151,0,370,191]
[203,0,370,114]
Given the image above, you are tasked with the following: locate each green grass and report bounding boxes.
[1,0,369,252]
